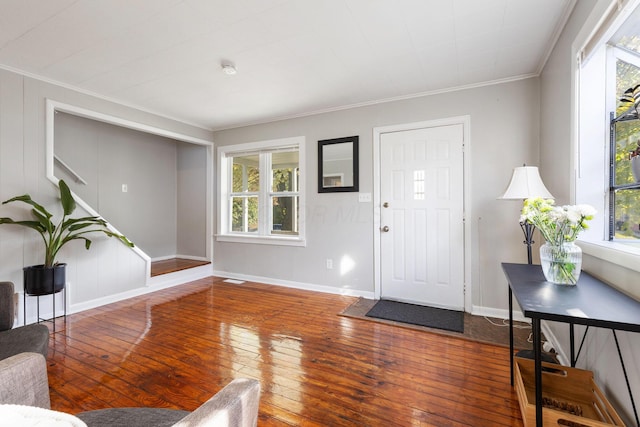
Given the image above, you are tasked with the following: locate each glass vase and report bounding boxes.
[539,242,582,285]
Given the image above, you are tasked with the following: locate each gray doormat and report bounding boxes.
[366,300,464,333]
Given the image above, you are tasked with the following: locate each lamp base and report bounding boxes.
[519,221,535,265]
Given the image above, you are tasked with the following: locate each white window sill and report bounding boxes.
[216,234,306,247]
[576,240,640,274]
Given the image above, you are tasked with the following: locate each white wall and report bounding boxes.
[0,68,213,317]
[55,112,180,259]
[540,0,640,424]
[177,142,208,258]
[53,113,209,260]
[213,78,542,312]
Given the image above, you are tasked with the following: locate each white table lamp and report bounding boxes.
[499,166,554,264]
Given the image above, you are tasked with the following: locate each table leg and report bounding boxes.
[533,318,543,427]
[570,323,575,367]
[52,289,56,333]
[509,286,514,386]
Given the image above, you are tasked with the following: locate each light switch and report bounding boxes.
[358,193,371,202]
[122,184,128,193]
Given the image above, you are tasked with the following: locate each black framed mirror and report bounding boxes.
[318,136,359,193]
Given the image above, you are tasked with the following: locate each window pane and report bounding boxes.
[611,6,640,55]
[613,57,640,241]
[272,196,298,235]
[613,189,640,239]
[232,155,259,192]
[231,196,258,232]
[613,120,640,185]
[616,59,640,116]
[413,170,425,200]
[272,151,299,192]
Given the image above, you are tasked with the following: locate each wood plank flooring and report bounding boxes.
[46,277,524,426]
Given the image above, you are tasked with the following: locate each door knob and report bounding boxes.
[383,202,389,208]
[381,225,390,232]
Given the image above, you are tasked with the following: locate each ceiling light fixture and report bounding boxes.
[221,62,237,75]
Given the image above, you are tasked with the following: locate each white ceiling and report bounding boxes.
[0,0,575,130]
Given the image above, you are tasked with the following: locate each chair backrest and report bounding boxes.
[0,282,15,332]
[0,352,51,409]
[173,378,261,427]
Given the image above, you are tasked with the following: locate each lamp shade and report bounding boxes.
[499,166,554,199]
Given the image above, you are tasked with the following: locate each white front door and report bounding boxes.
[379,124,465,310]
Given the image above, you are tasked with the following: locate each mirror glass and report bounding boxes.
[318,136,359,193]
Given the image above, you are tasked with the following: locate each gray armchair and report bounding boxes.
[0,352,261,427]
[0,281,49,361]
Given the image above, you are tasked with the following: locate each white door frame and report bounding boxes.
[373,116,472,312]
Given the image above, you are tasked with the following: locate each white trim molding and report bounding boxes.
[212,269,375,299]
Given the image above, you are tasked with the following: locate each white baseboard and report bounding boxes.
[472,305,568,363]
[147,264,213,287]
[20,292,67,326]
[471,304,530,323]
[541,321,568,365]
[212,269,376,299]
[69,264,213,316]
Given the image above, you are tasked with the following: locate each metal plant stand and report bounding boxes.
[23,287,66,333]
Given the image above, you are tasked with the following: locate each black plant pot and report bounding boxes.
[23,263,66,296]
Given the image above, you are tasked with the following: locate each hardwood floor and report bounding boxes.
[46,277,524,426]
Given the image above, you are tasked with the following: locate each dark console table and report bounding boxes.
[502,262,640,427]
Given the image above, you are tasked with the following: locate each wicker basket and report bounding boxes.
[514,357,625,427]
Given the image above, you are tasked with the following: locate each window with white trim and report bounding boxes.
[217,136,305,246]
[609,45,640,240]
[576,0,640,247]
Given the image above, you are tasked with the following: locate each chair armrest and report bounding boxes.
[173,378,260,427]
[0,352,51,409]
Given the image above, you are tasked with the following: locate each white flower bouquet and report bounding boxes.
[520,198,596,245]
[520,198,596,284]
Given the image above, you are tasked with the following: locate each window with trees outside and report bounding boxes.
[218,136,305,246]
[609,17,640,241]
[575,0,640,258]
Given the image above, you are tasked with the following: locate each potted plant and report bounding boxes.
[0,180,133,295]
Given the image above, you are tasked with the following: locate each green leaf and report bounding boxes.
[68,223,98,232]
[107,232,135,247]
[31,209,54,234]
[65,219,107,232]
[58,180,76,216]
[2,194,53,220]
[0,218,46,233]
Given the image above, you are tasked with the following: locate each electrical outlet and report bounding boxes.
[326,259,333,269]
